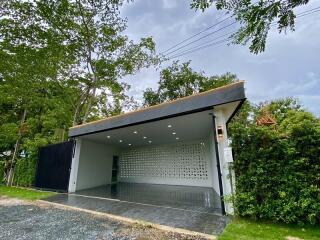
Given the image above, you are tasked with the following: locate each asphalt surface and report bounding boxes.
[0,197,212,240]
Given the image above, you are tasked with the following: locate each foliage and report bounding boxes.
[190,0,310,53]
[229,98,320,225]
[0,0,159,186]
[0,161,4,184]
[219,218,320,240]
[0,186,56,200]
[13,135,50,187]
[13,158,37,187]
[1,0,159,125]
[143,61,237,106]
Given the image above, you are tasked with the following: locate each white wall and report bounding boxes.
[118,139,213,187]
[214,109,235,215]
[208,128,221,195]
[70,139,118,191]
[68,138,81,192]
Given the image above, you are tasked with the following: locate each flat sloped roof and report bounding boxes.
[69,81,245,137]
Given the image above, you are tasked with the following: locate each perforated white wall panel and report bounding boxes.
[119,140,213,187]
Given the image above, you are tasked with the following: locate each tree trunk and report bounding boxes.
[76,0,97,124]
[72,89,90,126]
[7,109,27,186]
[82,86,97,124]
[72,98,83,126]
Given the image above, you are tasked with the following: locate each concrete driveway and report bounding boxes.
[45,193,228,235]
[0,197,213,240]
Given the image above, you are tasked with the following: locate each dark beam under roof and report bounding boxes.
[69,81,245,137]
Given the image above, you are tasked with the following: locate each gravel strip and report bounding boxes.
[0,197,213,240]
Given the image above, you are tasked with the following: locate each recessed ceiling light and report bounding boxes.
[119,140,123,143]
[133,131,138,134]
[176,137,179,140]
[128,143,131,146]
[172,132,176,135]
[168,125,172,128]
[107,136,110,139]
[148,140,152,143]
[143,136,147,139]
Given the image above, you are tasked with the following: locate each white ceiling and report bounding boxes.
[80,101,240,148]
[81,110,212,148]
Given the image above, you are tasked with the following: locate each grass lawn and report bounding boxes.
[219,218,320,240]
[0,185,56,200]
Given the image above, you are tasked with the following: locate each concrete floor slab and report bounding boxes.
[44,183,229,235]
[76,183,222,214]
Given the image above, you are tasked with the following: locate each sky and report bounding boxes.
[120,0,320,116]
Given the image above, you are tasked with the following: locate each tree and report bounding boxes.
[191,0,310,53]
[1,0,159,125]
[143,60,238,106]
[228,98,320,225]
[257,98,302,123]
[0,0,81,185]
[0,0,160,185]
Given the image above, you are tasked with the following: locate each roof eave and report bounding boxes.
[69,81,245,137]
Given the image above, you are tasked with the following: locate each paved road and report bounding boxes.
[0,197,210,240]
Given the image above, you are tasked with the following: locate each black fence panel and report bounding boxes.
[35,140,74,191]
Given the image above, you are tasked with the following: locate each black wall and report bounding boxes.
[35,140,74,191]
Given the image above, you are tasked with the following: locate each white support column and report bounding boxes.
[68,138,81,193]
[214,109,234,215]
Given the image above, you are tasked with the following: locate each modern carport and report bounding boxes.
[63,81,245,219]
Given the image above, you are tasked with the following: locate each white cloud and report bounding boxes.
[273,73,319,95]
[162,0,178,9]
[120,0,320,116]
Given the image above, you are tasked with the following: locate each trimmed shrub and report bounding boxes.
[231,110,320,225]
[13,157,37,187]
[0,161,5,184]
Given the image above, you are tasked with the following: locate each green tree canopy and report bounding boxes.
[143,61,238,106]
[229,98,320,225]
[0,0,160,185]
[191,0,310,53]
[1,0,159,125]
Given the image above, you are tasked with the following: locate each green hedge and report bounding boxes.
[0,161,5,184]
[0,158,37,187]
[12,135,49,187]
[13,157,37,187]
[231,110,320,225]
